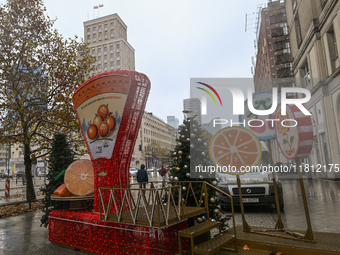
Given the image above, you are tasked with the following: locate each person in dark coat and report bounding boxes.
[137,164,148,189]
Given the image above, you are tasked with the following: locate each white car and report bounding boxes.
[217,141,284,211]
[129,168,138,177]
[147,167,156,172]
[37,170,48,177]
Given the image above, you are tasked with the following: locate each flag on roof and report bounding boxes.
[99,4,104,7]
[94,6,98,9]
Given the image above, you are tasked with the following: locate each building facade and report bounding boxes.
[253,1,295,165]
[183,98,202,124]
[254,1,295,93]
[167,116,179,130]
[202,117,222,136]
[283,0,340,179]
[84,13,135,76]
[131,112,177,169]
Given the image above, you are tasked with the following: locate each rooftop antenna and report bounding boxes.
[245,3,266,76]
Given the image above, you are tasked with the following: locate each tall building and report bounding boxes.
[284,0,340,179]
[167,116,179,130]
[131,112,177,169]
[84,13,135,76]
[253,0,296,166]
[183,98,202,124]
[253,0,294,93]
[202,117,222,136]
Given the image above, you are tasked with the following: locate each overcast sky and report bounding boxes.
[5,0,263,124]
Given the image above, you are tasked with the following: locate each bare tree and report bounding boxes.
[0,0,95,201]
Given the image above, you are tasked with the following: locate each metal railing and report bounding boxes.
[99,181,236,237]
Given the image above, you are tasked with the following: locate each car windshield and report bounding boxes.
[258,151,271,166]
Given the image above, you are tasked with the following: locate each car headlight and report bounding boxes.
[220,175,228,183]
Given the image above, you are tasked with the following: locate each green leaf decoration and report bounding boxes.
[54,169,66,181]
[283,139,288,144]
[290,136,294,144]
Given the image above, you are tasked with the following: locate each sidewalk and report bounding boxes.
[0,180,46,207]
[0,210,79,255]
[0,195,45,207]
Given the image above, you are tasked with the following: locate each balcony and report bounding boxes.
[276,67,292,78]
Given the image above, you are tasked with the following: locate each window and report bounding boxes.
[87,28,90,32]
[98,56,101,61]
[93,27,96,31]
[110,45,113,50]
[111,29,114,34]
[278,82,295,98]
[93,33,96,38]
[274,53,291,65]
[276,67,291,78]
[110,53,113,58]
[99,32,102,37]
[327,25,338,61]
[104,47,107,52]
[98,64,101,69]
[87,35,90,40]
[270,13,283,25]
[271,24,288,37]
[105,30,108,36]
[303,61,311,86]
[104,63,108,68]
[99,25,102,29]
[295,14,302,47]
[98,48,101,53]
[92,49,95,54]
[273,40,290,51]
[111,61,114,67]
[105,24,108,28]
[111,22,114,26]
[116,44,120,49]
[104,55,107,60]
[117,60,120,65]
[116,52,120,57]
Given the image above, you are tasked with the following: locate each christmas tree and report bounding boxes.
[40,133,75,227]
[169,117,228,229]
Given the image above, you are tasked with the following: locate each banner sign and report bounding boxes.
[240,91,280,140]
[73,75,131,160]
[276,104,313,159]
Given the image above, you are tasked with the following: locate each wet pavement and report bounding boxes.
[230,178,340,233]
[0,210,80,255]
[279,178,340,233]
[0,178,338,254]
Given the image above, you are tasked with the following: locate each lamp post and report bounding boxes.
[6,144,11,179]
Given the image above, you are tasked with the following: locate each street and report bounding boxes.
[0,176,339,254]
[228,178,340,233]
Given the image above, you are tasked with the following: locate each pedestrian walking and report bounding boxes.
[137,164,148,190]
[159,165,167,182]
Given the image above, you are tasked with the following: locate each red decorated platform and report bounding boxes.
[48,71,192,254]
[49,209,189,254]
